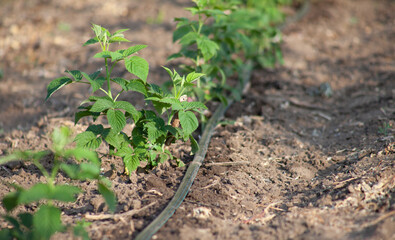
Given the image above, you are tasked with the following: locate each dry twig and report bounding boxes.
[84,201,157,221]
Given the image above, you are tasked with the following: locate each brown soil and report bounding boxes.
[0,0,394,239]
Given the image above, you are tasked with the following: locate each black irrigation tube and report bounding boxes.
[135,2,310,239]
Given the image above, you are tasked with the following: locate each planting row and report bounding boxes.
[0,0,291,239]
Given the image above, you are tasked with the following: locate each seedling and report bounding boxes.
[45,24,206,174]
[378,122,392,136]
[0,126,115,240]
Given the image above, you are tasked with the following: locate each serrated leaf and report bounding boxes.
[98,182,116,212]
[46,77,72,100]
[89,69,102,80]
[126,79,147,96]
[93,51,111,59]
[81,72,104,93]
[114,101,140,122]
[121,45,147,57]
[173,25,192,42]
[145,122,164,143]
[75,110,100,124]
[33,205,63,240]
[186,72,205,83]
[179,110,198,137]
[123,154,140,174]
[111,77,128,90]
[90,99,114,112]
[83,37,99,46]
[102,128,124,149]
[109,36,130,43]
[74,131,102,149]
[65,70,83,81]
[107,109,126,133]
[125,56,149,82]
[179,31,199,45]
[197,36,219,61]
[113,28,129,35]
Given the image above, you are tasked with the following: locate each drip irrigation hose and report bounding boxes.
[135,2,310,239]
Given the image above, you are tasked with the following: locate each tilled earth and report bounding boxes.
[0,0,394,239]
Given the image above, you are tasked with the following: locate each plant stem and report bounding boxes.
[105,58,112,99]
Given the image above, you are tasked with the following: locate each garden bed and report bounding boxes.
[0,0,394,239]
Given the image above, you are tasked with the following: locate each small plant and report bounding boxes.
[45,24,206,174]
[168,0,290,104]
[378,122,392,136]
[0,126,115,240]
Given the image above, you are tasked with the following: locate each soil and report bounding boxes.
[0,0,394,239]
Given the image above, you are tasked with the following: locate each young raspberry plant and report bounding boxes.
[46,24,206,174]
[0,126,115,240]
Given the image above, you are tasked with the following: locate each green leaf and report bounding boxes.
[61,163,100,180]
[113,28,129,35]
[111,77,128,90]
[17,184,48,204]
[197,36,219,61]
[16,184,80,204]
[73,220,91,240]
[121,45,147,57]
[162,66,174,79]
[65,70,83,81]
[83,37,99,46]
[144,117,166,143]
[93,51,111,59]
[190,135,199,153]
[45,77,72,100]
[89,69,102,80]
[109,36,130,43]
[74,110,100,124]
[173,25,192,42]
[64,148,99,164]
[94,51,124,61]
[179,110,198,137]
[167,53,183,61]
[19,212,33,229]
[145,97,182,110]
[179,31,199,45]
[125,56,149,83]
[74,131,102,149]
[81,72,104,93]
[51,185,82,202]
[90,99,114,112]
[114,101,140,122]
[107,109,126,133]
[126,79,148,96]
[98,182,116,212]
[181,101,208,111]
[2,192,19,212]
[123,154,140,174]
[0,150,48,165]
[186,72,205,83]
[33,205,63,240]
